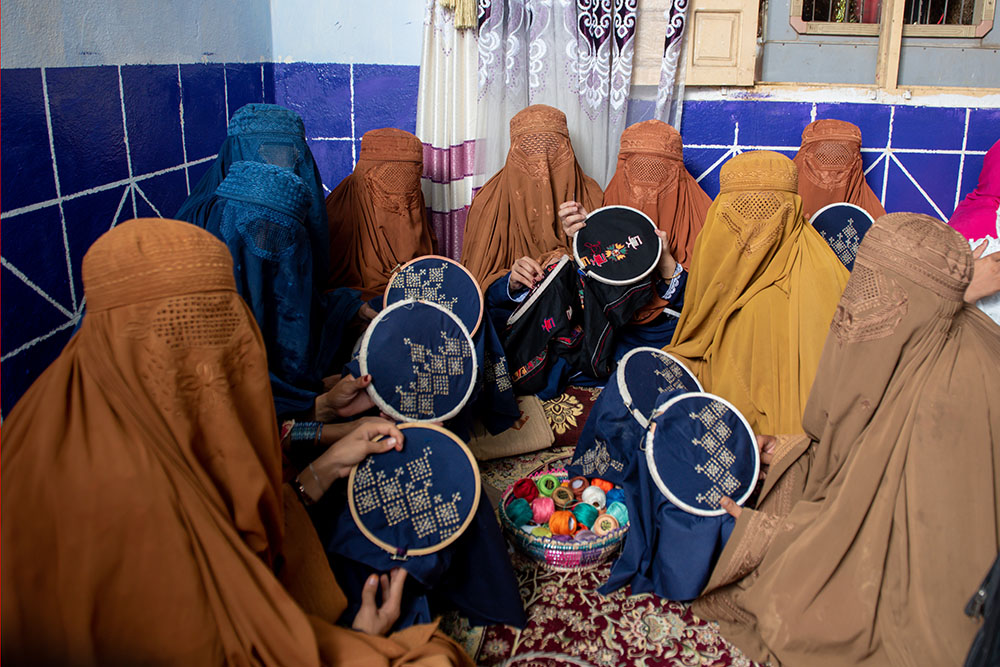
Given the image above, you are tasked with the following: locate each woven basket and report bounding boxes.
[498,468,629,571]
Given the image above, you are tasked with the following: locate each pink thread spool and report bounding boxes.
[531,496,555,524]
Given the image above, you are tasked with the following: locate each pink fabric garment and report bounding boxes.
[950,139,1000,241]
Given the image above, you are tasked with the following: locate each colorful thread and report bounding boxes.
[568,476,589,499]
[506,497,534,527]
[549,511,578,535]
[606,501,629,527]
[606,488,626,506]
[531,525,553,538]
[591,478,614,493]
[592,514,620,536]
[571,502,599,530]
[512,478,540,503]
[574,529,599,542]
[581,485,607,510]
[531,496,555,524]
[551,486,575,509]
[536,474,560,497]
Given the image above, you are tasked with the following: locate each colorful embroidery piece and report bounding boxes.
[810,202,875,271]
[570,437,625,476]
[645,392,759,517]
[348,423,481,557]
[573,206,661,285]
[385,255,484,335]
[361,299,478,422]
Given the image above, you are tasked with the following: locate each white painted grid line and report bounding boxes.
[109,187,131,231]
[178,64,191,195]
[890,153,947,220]
[1,258,75,319]
[349,63,357,166]
[223,64,230,120]
[133,183,163,217]
[1,317,80,364]
[881,106,894,205]
[117,66,137,218]
[955,108,971,211]
[864,152,886,176]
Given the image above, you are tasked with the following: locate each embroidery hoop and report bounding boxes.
[810,202,875,268]
[644,391,759,517]
[506,254,573,327]
[359,299,478,422]
[617,347,702,429]
[572,205,662,286]
[383,254,485,336]
[347,422,482,559]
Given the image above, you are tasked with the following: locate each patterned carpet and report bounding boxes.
[440,386,761,666]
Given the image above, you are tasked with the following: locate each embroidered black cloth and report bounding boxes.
[573,205,661,285]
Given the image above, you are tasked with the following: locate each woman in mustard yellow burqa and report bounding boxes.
[666,151,849,434]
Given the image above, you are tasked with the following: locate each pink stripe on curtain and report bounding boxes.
[428,206,469,260]
[422,141,476,184]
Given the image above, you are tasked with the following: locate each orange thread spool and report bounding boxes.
[548,510,578,535]
[591,478,614,493]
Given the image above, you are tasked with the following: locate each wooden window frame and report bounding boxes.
[789,0,996,37]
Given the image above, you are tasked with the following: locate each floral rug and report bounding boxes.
[440,386,761,666]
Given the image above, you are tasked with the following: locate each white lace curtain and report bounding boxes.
[417,0,480,259]
[475,0,639,188]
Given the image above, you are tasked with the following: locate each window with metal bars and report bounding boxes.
[791,0,993,35]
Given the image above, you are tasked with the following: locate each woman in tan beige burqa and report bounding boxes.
[694,213,1000,666]
[460,104,603,290]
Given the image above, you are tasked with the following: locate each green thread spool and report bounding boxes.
[506,497,533,527]
[572,502,599,529]
[606,501,629,527]
[530,525,553,538]
[536,474,560,497]
[551,486,575,509]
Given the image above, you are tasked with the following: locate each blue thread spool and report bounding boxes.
[571,502,599,530]
[506,497,534,527]
[606,488,626,507]
[606,501,629,526]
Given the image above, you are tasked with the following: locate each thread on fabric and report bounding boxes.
[606,488,626,506]
[581,485,607,510]
[531,496,555,524]
[549,511,578,535]
[568,476,590,499]
[571,502,599,529]
[551,486,576,509]
[592,514,620,536]
[536,474,560,497]
[591,478,614,493]
[606,501,629,527]
[512,478,540,503]
[506,497,534,527]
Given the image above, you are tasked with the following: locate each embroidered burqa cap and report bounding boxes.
[693,213,1000,666]
[0,218,474,665]
[360,299,478,422]
[460,105,603,288]
[573,205,661,285]
[567,348,701,487]
[793,118,886,222]
[666,151,849,434]
[326,128,434,295]
[384,255,484,336]
[809,202,875,270]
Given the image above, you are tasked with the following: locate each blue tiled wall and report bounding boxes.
[2,60,997,417]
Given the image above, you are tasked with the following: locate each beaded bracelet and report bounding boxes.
[290,421,324,448]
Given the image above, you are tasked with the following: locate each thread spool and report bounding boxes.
[551,486,575,509]
[506,497,533,527]
[592,513,620,536]
[591,478,614,493]
[571,502,599,530]
[568,476,589,499]
[606,501,629,527]
[536,474,560,497]
[549,511,578,535]
[531,525,553,538]
[551,534,573,542]
[581,485,607,510]
[531,496,555,524]
[606,488,626,507]
[512,478,539,503]
[519,524,534,534]
[574,529,598,542]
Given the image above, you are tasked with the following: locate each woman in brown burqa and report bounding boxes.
[792,118,886,221]
[695,213,1000,666]
[326,128,435,295]
[0,218,471,667]
[461,104,603,290]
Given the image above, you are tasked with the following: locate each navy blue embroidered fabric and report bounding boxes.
[810,202,875,271]
[361,300,477,422]
[206,160,360,418]
[567,350,701,487]
[175,103,331,288]
[384,256,484,336]
[573,206,661,285]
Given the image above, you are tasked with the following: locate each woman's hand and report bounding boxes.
[654,229,677,280]
[297,419,404,502]
[509,256,545,292]
[315,374,376,422]
[757,434,776,467]
[965,241,1000,304]
[720,496,742,519]
[352,569,408,635]
[558,201,588,240]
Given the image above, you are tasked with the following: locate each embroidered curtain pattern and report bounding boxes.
[655,0,689,126]
[476,0,638,186]
[418,0,480,259]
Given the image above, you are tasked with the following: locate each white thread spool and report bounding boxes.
[581,485,607,510]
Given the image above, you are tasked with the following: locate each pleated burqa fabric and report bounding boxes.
[0,219,471,667]
[692,213,1000,667]
[325,128,435,294]
[793,119,886,221]
[460,105,603,289]
[666,151,849,434]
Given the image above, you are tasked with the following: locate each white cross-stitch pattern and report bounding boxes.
[354,445,464,542]
[484,354,513,393]
[818,218,860,266]
[400,264,460,312]
[395,332,472,417]
[653,358,685,389]
[688,402,741,508]
[571,437,625,476]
